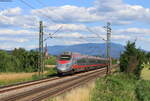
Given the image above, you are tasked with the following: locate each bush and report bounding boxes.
[45,56,56,65]
[136,80,150,101]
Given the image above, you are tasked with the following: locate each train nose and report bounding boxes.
[57,67,67,72]
[57,64,71,73]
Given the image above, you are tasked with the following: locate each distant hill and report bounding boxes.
[47,43,125,58]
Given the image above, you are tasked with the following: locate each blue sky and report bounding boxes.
[0,0,150,51]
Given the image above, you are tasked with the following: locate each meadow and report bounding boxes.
[141,64,150,80]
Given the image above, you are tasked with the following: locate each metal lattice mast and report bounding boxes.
[105,22,111,74]
[38,21,44,76]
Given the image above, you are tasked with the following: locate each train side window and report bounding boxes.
[77,59,86,65]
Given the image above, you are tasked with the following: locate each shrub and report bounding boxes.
[136,80,150,101]
[45,56,56,65]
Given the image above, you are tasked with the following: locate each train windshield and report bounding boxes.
[60,55,71,60]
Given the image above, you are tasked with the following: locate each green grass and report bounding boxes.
[45,56,56,65]
[136,80,150,101]
[45,67,57,76]
[91,73,150,101]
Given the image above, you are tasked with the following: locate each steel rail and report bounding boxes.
[0,76,59,94]
[30,69,106,101]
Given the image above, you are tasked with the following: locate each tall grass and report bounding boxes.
[91,73,150,101]
[91,73,138,101]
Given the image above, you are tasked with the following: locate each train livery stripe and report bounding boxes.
[59,60,69,64]
[72,64,108,69]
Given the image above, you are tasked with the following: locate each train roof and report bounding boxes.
[60,52,108,60]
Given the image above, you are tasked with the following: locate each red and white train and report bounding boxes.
[56,52,109,75]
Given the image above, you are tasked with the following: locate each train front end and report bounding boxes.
[56,52,73,74]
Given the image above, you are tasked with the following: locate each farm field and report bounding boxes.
[0,72,36,86]
[0,68,56,86]
[45,65,56,68]
[141,68,150,80]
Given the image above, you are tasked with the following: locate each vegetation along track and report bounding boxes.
[0,67,109,101]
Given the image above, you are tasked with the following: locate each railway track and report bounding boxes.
[0,67,108,101]
[0,76,59,94]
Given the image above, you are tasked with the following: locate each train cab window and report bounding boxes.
[60,55,71,60]
[77,58,86,65]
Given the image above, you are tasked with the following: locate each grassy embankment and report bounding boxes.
[91,73,150,101]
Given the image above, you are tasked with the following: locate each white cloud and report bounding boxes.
[1,0,150,28]
[48,24,87,32]
[30,0,150,25]
[0,29,36,35]
[56,32,84,38]
[0,37,29,43]
[116,28,150,35]
[0,44,37,50]
[31,5,103,23]
[0,7,21,16]
[93,0,150,24]
[0,7,39,28]
[0,44,17,50]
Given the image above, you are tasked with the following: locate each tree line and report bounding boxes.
[0,48,39,72]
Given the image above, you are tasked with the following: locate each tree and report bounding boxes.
[11,48,39,72]
[120,41,146,78]
[12,48,28,71]
[0,50,20,72]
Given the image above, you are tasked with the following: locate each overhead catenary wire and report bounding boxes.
[20,0,109,57]
[36,0,47,7]
[86,27,106,41]
[19,0,57,23]
[44,26,63,41]
[20,0,63,41]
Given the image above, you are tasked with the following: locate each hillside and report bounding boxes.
[47,43,124,58]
